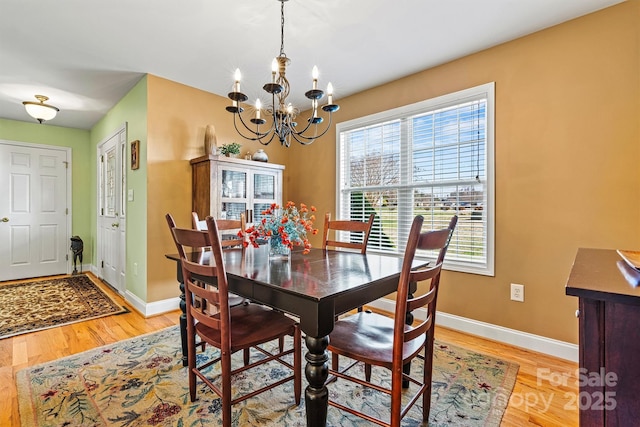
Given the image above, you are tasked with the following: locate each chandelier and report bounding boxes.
[226,0,339,147]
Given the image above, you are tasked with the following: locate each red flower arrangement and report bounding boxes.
[245,201,318,255]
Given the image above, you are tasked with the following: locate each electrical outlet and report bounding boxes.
[510,283,524,302]
[133,262,138,276]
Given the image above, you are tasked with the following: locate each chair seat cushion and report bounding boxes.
[328,311,425,367]
[196,304,296,351]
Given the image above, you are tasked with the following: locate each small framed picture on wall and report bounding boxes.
[131,140,140,170]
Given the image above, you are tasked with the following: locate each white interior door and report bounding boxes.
[0,141,70,281]
[97,126,126,293]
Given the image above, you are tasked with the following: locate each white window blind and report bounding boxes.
[336,83,495,275]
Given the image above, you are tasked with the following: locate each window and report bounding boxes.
[336,83,494,275]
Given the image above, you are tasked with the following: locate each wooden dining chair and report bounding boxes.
[323,212,376,366]
[323,211,375,312]
[322,212,375,255]
[166,213,301,427]
[327,214,457,427]
[191,211,248,309]
[191,211,246,249]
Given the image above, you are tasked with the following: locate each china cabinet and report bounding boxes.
[190,154,284,224]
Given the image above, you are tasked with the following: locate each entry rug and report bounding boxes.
[0,275,126,339]
[16,326,518,426]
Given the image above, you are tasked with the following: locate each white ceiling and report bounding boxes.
[0,0,624,130]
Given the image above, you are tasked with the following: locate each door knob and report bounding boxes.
[1,217,8,222]
[112,223,120,227]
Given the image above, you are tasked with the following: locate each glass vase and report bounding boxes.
[269,236,291,260]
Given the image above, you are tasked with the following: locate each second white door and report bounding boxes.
[97,126,126,294]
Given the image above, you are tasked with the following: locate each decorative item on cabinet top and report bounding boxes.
[219,142,242,157]
[252,149,268,162]
[204,124,217,155]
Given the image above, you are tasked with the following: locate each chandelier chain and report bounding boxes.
[280,0,286,57]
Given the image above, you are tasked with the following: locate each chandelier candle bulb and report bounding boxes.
[327,83,333,104]
[312,66,319,89]
[255,99,261,119]
[234,68,241,92]
[271,59,277,83]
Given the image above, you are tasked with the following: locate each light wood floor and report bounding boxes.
[1,273,578,426]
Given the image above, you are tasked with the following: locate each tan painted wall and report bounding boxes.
[142,2,638,343]
[287,1,640,343]
[145,76,289,302]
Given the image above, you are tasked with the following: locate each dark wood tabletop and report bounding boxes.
[166,245,422,427]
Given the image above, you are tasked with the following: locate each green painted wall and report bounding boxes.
[90,76,148,300]
[0,118,92,260]
[0,77,148,302]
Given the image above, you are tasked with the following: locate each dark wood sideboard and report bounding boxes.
[566,248,640,426]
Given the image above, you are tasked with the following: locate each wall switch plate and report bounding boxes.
[511,283,524,302]
[128,189,134,201]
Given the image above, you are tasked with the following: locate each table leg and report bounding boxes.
[179,281,189,367]
[304,335,329,427]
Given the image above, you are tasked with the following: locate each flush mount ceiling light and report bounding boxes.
[23,95,59,124]
[226,0,339,147]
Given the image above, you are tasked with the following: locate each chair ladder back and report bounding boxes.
[323,213,375,254]
[189,303,222,330]
[167,212,301,425]
[406,273,439,313]
[167,213,231,333]
[181,257,216,277]
[327,213,458,427]
[412,220,456,312]
[404,311,434,343]
[405,281,438,343]
[409,261,444,285]
[391,215,426,355]
[185,276,222,305]
[394,217,454,357]
[192,211,246,249]
[416,228,454,254]
[435,215,458,264]
[192,211,208,231]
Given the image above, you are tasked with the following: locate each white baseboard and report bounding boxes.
[125,290,180,317]
[368,298,578,362]
[87,264,180,318]
[90,264,99,277]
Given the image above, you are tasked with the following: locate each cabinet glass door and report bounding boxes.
[221,170,247,198]
[254,173,275,200]
[222,202,247,220]
[221,169,247,220]
[253,173,276,223]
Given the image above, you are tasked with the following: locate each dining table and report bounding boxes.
[165,244,422,427]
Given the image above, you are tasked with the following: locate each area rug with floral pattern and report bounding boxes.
[0,275,126,339]
[16,326,518,426]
